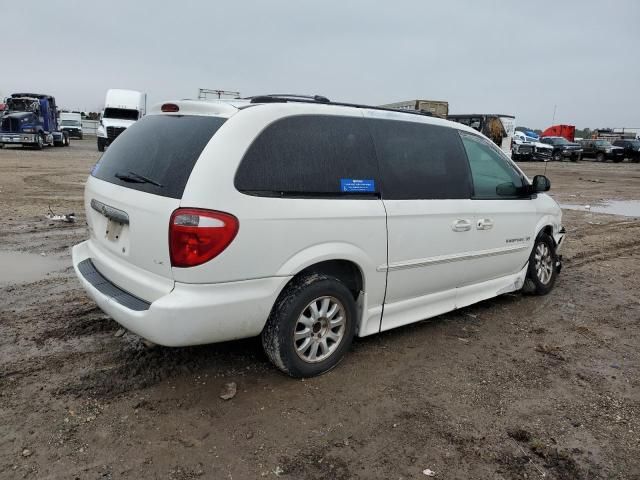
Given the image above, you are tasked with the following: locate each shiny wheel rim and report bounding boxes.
[534,242,553,285]
[294,296,346,363]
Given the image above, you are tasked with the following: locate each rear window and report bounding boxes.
[235,115,379,197]
[92,115,226,199]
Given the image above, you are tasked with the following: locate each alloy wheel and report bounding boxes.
[293,296,346,363]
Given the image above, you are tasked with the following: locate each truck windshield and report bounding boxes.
[61,120,81,126]
[7,98,39,113]
[103,108,139,121]
[595,140,611,147]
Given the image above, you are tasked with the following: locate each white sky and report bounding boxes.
[2,0,639,129]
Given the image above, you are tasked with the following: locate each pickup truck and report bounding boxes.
[511,131,553,161]
[612,139,640,163]
[579,139,625,162]
[540,136,582,161]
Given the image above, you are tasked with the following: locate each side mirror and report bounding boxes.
[532,175,551,193]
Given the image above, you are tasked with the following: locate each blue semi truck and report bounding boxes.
[0,93,70,149]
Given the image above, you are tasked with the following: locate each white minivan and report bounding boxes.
[73,95,565,377]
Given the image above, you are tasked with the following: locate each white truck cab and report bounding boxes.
[97,89,146,152]
[60,112,83,139]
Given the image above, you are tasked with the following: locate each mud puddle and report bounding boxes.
[0,250,69,285]
[561,199,640,217]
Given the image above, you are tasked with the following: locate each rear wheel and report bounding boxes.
[64,132,70,146]
[97,137,105,152]
[261,273,357,377]
[523,233,558,295]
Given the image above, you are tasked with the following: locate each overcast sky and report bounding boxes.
[2,0,638,129]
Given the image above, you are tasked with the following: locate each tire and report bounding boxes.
[596,152,605,162]
[523,233,558,295]
[34,134,44,150]
[97,137,105,152]
[612,157,622,163]
[553,152,562,162]
[64,132,70,147]
[261,273,357,378]
[79,133,83,140]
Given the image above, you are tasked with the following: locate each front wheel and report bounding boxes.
[34,134,44,150]
[596,152,605,162]
[524,233,558,295]
[553,152,562,162]
[261,273,357,377]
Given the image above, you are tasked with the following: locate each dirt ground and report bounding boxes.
[1,139,639,480]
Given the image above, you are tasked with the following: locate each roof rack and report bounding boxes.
[247,94,434,117]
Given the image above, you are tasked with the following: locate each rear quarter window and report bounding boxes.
[92,115,226,199]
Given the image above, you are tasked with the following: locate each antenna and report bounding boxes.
[552,104,557,124]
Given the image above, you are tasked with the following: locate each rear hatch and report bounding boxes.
[86,113,227,301]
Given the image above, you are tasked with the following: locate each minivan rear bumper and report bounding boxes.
[72,242,291,347]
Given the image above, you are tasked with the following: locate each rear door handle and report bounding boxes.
[477,218,494,230]
[452,219,472,232]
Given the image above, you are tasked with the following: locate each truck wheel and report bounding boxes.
[79,133,84,140]
[261,273,357,377]
[64,132,70,147]
[553,152,562,161]
[596,152,605,162]
[34,134,44,150]
[97,138,105,152]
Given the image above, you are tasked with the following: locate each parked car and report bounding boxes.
[579,139,625,162]
[512,131,553,161]
[72,95,565,378]
[540,136,583,161]
[612,139,640,163]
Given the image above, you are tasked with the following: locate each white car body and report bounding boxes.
[72,98,564,365]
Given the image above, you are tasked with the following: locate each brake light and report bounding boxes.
[161,103,180,113]
[169,209,239,268]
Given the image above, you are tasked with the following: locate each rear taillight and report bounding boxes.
[169,208,239,268]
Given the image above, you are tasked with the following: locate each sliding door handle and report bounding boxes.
[452,219,472,232]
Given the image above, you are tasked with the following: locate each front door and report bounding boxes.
[457,132,537,298]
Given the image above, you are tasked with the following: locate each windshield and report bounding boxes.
[7,98,39,113]
[92,115,227,199]
[61,120,81,126]
[103,108,139,121]
[595,140,612,147]
[549,137,569,145]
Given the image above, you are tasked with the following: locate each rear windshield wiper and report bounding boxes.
[115,171,163,187]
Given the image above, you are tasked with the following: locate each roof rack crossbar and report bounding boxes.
[248,94,434,117]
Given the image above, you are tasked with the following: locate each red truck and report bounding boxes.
[541,124,575,142]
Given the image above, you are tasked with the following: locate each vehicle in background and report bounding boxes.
[593,128,637,142]
[512,131,553,162]
[612,139,640,163]
[541,124,575,142]
[579,139,625,162]
[448,114,516,154]
[0,93,70,149]
[540,136,582,161]
[60,112,83,139]
[72,94,563,377]
[379,99,449,119]
[97,89,146,152]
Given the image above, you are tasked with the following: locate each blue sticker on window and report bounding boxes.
[340,178,375,193]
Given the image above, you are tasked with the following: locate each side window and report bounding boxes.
[235,115,379,196]
[368,119,472,200]
[460,133,524,199]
